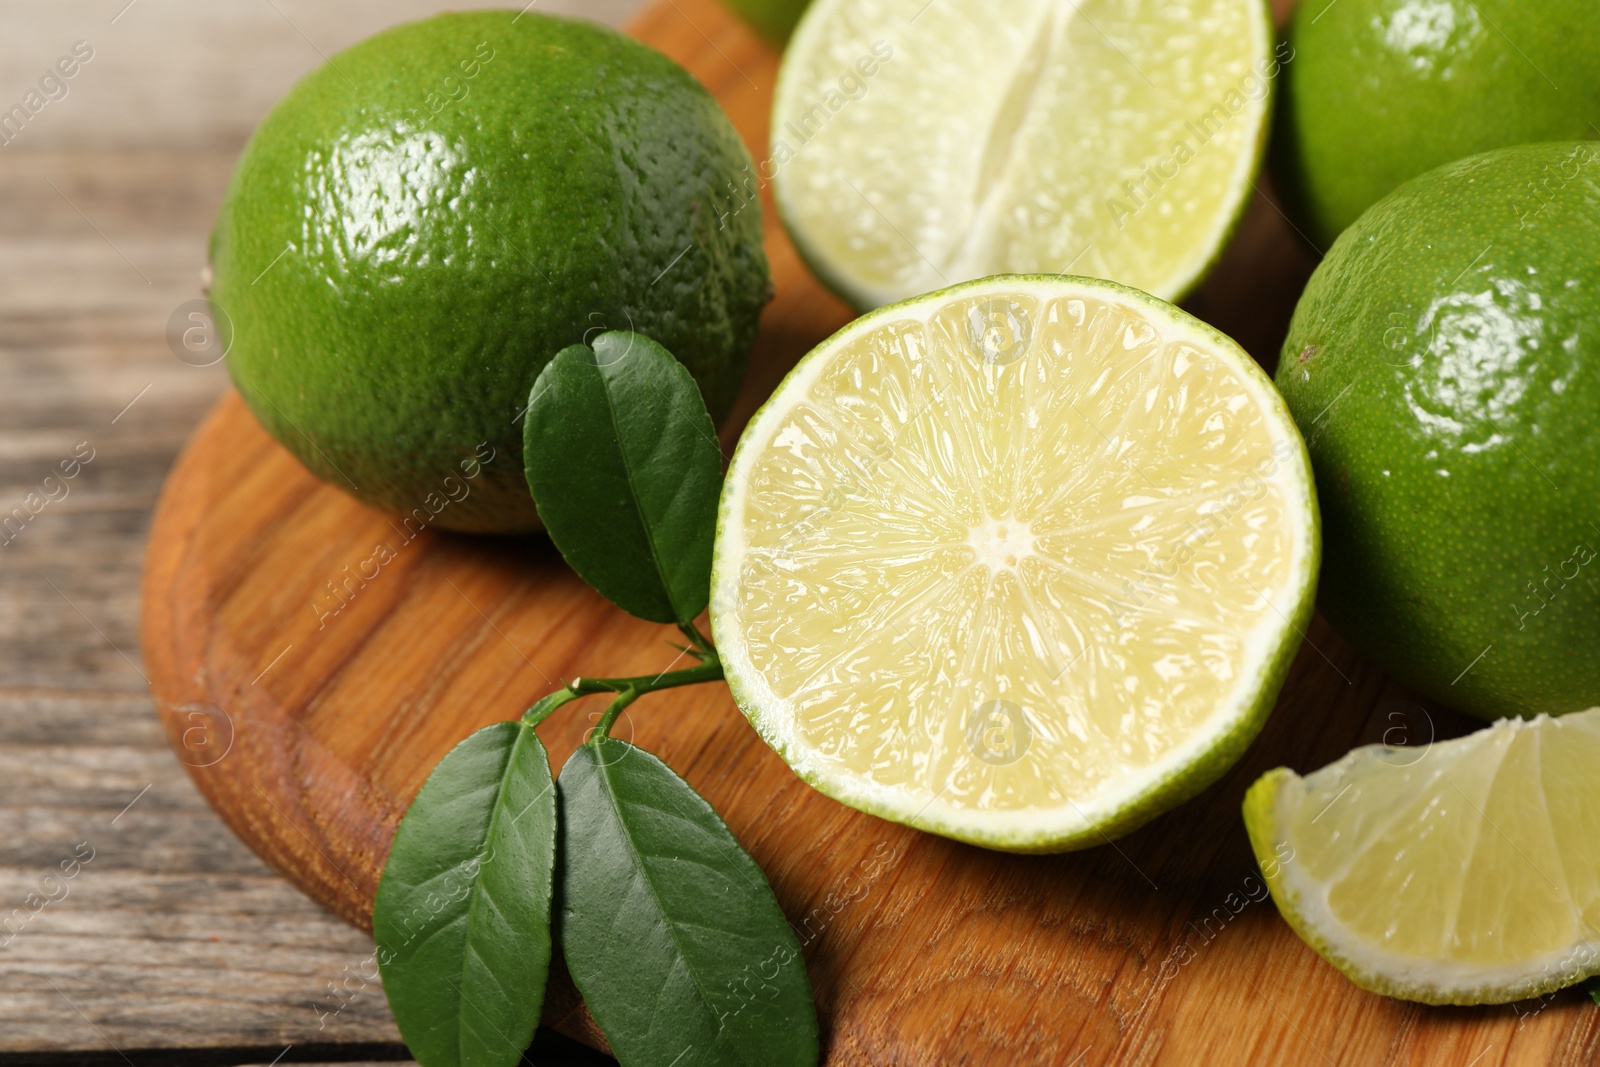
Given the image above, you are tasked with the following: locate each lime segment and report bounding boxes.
[1245,709,1600,1004]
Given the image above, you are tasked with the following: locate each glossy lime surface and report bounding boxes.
[1276,0,1600,250]
[1277,142,1600,719]
[211,11,769,532]
[721,0,810,46]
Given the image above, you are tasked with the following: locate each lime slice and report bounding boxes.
[1244,710,1600,1004]
[711,276,1318,851]
[772,0,1274,309]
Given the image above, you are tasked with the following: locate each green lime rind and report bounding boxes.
[1276,141,1600,720]
[714,273,1320,852]
[1159,0,1277,306]
[1244,763,1600,1006]
[212,11,768,533]
[721,0,812,47]
[1273,0,1600,251]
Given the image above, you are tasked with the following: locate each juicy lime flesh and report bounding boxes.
[211,12,768,533]
[1276,0,1600,249]
[774,0,1272,308]
[716,277,1317,848]
[1277,142,1600,720]
[1248,710,1600,1003]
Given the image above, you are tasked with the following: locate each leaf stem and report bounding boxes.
[678,620,716,660]
[590,687,640,743]
[521,629,723,736]
[570,655,724,698]
[523,689,583,728]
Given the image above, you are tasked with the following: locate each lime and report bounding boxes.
[771,0,1276,309]
[711,275,1319,851]
[721,0,810,47]
[1276,142,1600,720]
[1276,0,1600,250]
[1244,708,1600,1005]
[210,11,769,534]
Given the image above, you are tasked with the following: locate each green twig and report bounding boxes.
[521,623,723,738]
[678,620,716,659]
[523,688,583,728]
[591,687,641,742]
[569,656,723,698]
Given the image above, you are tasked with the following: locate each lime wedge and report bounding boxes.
[1244,710,1600,1004]
[772,0,1275,309]
[712,276,1318,850]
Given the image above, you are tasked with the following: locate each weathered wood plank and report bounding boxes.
[0,2,646,1058]
[0,1,642,152]
[0,692,405,1050]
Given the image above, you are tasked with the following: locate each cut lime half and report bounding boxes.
[772,0,1275,309]
[1245,710,1600,1005]
[712,276,1319,851]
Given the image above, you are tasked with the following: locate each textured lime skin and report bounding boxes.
[211,12,769,533]
[721,0,810,46]
[1277,143,1600,720]
[1275,0,1600,250]
[714,274,1321,852]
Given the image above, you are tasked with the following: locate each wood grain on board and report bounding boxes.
[138,0,1600,1064]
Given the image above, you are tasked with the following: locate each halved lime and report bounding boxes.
[1245,709,1600,1004]
[772,0,1275,309]
[712,276,1318,851]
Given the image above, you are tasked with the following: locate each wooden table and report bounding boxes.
[0,3,636,1061]
[8,0,1600,1064]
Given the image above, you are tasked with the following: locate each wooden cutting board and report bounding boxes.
[140,0,1600,1062]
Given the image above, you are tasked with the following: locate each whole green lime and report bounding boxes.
[1275,0,1600,250]
[210,11,769,533]
[721,0,810,46]
[1277,142,1600,719]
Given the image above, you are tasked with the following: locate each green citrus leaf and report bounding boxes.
[524,331,723,625]
[374,721,557,1067]
[558,739,818,1067]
